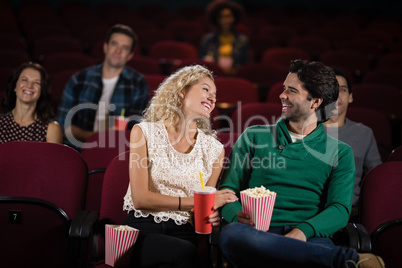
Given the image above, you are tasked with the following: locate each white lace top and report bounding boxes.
[123,122,223,225]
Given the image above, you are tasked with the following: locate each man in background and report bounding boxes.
[324,67,381,221]
[57,24,149,149]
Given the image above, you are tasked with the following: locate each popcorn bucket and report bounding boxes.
[240,192,276,232]
[105,225,140,267]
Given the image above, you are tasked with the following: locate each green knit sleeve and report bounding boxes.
[219,129,254,222]
[296,141,356,238]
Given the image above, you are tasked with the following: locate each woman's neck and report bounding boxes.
[168,120,197,139]
[166,120,198,154]
[12,104,37,126]
[219,27,233,36]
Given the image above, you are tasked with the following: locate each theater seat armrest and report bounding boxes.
[69,210,100,238]
[336,223,372,253]
[353,223,372,253]
[332,223,360,250]
[69,210,100,268]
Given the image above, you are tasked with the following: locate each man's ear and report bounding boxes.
[127,51,134,62]
[349,93,353,104]
[312,98,323,110]
[103,42,108,54]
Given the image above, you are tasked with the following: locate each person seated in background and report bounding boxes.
[199,0,250,76]
[57,24,149,150]
[0,62,63,144]
[218,60,385,268]
[122,65,237,267]
[323,68,382,221]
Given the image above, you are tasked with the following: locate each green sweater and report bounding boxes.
[220,118,355,238]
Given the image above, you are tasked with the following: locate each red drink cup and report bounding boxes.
[115,117,128,130]
[193,186,216,234]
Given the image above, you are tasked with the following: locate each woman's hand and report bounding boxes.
[214,189,238,209]
[208,209,222,226]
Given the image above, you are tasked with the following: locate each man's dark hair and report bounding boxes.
[332,67,352,93]
[105,24,138,53]
[206,0,244,29]
[289,59,339,123]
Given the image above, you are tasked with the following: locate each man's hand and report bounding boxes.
[284,228,307,242]
[67,125,94,142]
[236,211,254,226]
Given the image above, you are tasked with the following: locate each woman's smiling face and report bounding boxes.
[15,68,42,105]
[181,77,217,119]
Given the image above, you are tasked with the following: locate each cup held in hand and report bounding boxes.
[193,186,216,234]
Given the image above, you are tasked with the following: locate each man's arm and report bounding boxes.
[236,34,250,65]
[135,76,150,113]
[219,130,253,223]
[363,130,382,173]
[65,125,94,142]
[199,33,213,60]
[57,75,77,135]
[126,74,150,129]
[57,74,96,144]
[296,143,356,238]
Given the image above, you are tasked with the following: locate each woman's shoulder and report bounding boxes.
[137,121,163,131]
[46,121,63,143]
[234,30,248,39]
[201,31,218,41]
[47,120,62,130]
[198,130,223,149]
[0,112,12,121]
[0,112,16,127]
[134,121,165,138]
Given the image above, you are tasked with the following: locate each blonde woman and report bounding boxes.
[122,65,237,267]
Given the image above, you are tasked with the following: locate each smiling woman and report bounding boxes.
[142,65,217,136]
[0,62,63,144]
[121,64,238,267]
[180,76,216,121]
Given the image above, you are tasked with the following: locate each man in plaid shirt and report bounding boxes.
[57,24,149,149]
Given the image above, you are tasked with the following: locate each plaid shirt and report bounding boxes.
[57,63,149,132]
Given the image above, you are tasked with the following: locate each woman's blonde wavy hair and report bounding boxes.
[143,65,215,135]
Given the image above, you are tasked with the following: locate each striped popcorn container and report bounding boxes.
[240,192,277,232]
[105,224,140,267]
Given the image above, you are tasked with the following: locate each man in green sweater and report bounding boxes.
[219,60,385,268]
